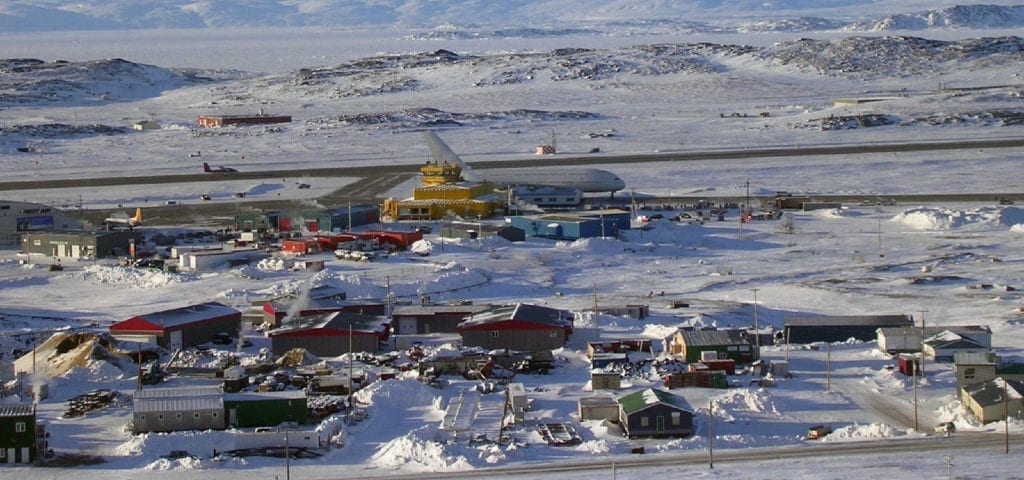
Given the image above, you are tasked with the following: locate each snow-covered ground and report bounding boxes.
[3,1,1024,478]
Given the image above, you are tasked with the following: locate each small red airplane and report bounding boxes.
[203,162,238,173]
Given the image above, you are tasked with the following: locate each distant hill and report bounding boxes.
[2,1,1024,33]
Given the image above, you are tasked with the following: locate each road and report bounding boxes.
[316,431,1020,480]
[9,136,1024,226]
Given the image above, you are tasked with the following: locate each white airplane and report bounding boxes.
[103,208,143,229]
[423,131,626,194]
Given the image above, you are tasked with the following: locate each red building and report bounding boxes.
[197,114,291,127]
[109,302,241,350]
[457,303,573,352]
[268,312,391,356]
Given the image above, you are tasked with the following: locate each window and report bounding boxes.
[140,415,146,421]
[965,367,976,380]
[640,416,649,427]
[0,448,5,458]
[490,331,500,338]
[158,414,164,420]
[212,412,218,418]
[176,413,183,420]
[15,422,26,433]
[193,413,200,419]
[549,330,558,338]
[671,412,681,426]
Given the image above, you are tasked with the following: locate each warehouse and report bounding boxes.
[197,113,291,127]
[0,200,84,246]
[109,302,242,350]
[784,314,914,344]
[391,303,492,335]
[19,230,135,259]
[456,303,573,352]
[267,312,391,357]
[132,385,225,434]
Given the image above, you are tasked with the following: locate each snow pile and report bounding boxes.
[76,264,193,288]
[416,262,490,295]
[715,389,780,417]
[61,359,125,383]
[371,428,472,471]
[409,239,433,256]
[256,257,291,271]
[892,206,1024,231]
[559,237,627,255]
[143,456,204,471]
[822,422,900,441]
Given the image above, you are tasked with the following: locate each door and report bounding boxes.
[656,416,665,433]
[20,447,28,463]
[169,330,183,350]
[6,448,13,464]
[229,408,237,427]
[72,244,81,258]
[399,317,417,335]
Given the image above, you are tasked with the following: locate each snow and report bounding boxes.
[2,1,1024,479]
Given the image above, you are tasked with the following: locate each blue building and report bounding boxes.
[507,210,630,240]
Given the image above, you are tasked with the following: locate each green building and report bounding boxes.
[0,404,38,464]
[224,390,308,428]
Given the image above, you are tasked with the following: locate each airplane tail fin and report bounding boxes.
[133,208,143,224]
[203,162,211,172]
[422,131,482,182]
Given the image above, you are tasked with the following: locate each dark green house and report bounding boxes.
[617,388,693,438]
[224,390,308,428]
[669,329,758,364]
[0,404,38,464]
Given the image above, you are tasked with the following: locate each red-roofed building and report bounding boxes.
[457,303,573,352]
[109,302,241,350]
[267,312,391,357]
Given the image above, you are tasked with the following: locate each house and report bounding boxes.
[109,302,242,350]
[959,377,1024,423]
[456,303,573,352]
[616,388,694,438]
[0,404,39,464]
[922,330,990,362]
[586,339,653,358]
[267,312,391,357]
[954,353,1024,388]
[391,303,492,335]
[223,390,308,428]
[668,329,757,364]
[876,325,992,354]
[132,385,225,434]
[783,315,914,344]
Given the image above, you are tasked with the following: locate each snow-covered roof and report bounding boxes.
[677,329,750,347]
[617,387,691,415]
[0,403,34,417]
[134,395,223,413]
[877,325,991,337]
[457,303,572,329]
[224,390,307,402]
[391,304,491,316]
[268,311,388,336]
[134,385,223,399]
[963,377,1024,407]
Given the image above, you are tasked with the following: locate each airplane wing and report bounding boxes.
[422,131,483,182]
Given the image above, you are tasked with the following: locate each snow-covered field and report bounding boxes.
[3,1,1024,479]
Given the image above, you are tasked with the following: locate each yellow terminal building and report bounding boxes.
[381,161,505,221]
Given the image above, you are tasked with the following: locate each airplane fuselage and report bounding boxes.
[478,168,625,193]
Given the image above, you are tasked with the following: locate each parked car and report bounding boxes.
[807,424,832,440]
[212,332,233,345]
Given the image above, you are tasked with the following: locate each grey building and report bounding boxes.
[784,315,914,344]
[876,325,992,354]
[392,303,492,335]
[132,385,225,434]
[267,312,390,357]
[0,200,84,245]
[20,230,136,259]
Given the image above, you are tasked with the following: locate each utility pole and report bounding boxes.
[877,206,884,258]
[348,323,354,411]
[826,343,832,392]
[918,310,928,377]
[912,361,918,431]
[752,288,761,361]
[1006,380,1011,454]
[708,399,714,469]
